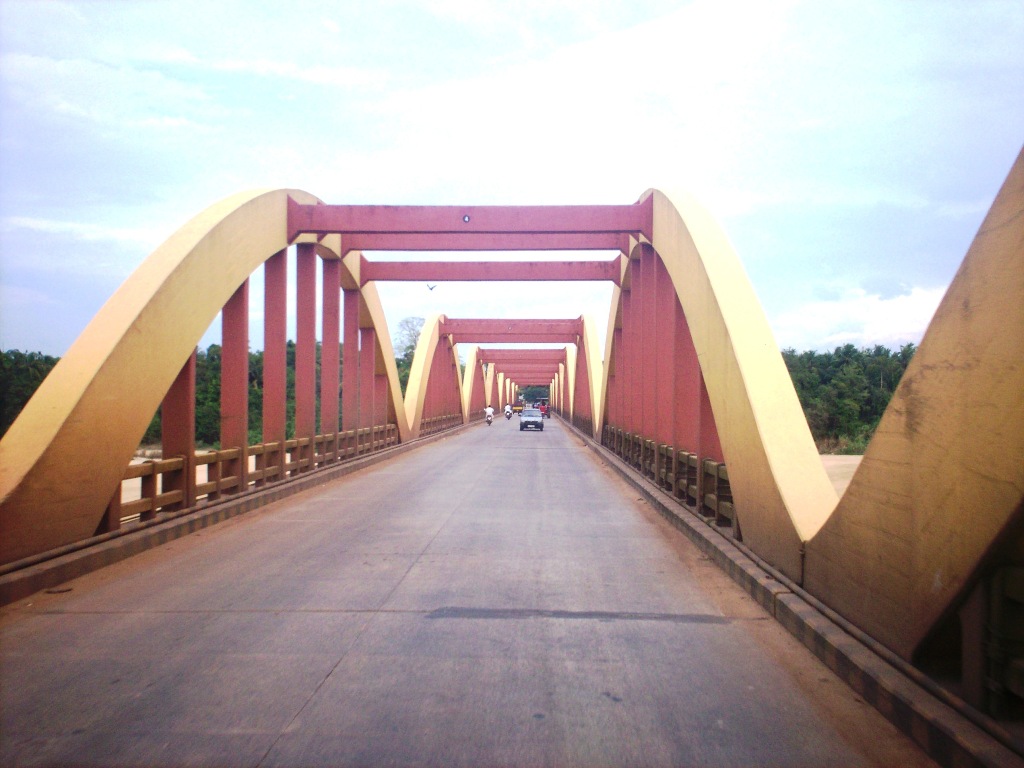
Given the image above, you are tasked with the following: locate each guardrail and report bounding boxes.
[101,424,400,532]
[420,413,463,436]
[601,424,736,539]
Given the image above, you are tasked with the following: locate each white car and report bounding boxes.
[519,408,544,431]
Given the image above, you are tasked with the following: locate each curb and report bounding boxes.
[571,421,1024,768]
[0,424,471,607]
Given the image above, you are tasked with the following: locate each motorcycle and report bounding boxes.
[505,411,512,420]
[486,413,493,426]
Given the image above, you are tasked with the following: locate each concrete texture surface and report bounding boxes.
[2,419,935,767]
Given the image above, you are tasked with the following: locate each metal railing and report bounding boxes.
[103,424,401,531]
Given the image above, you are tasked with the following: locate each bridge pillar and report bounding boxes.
[221,279,249,494]
[295,244,317,474]
[639,246,657,441]
[653,255,675,449]
[342,289,359,453]
[607,322,623,430]
[375,346,389,442]
[359,326,376,453]
[161,349,197,514]
[262,249,288,485]
[321,260,341,460]
[672,288,700,453]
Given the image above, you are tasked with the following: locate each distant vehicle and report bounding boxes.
[512,403,524,414]
[520,408,544,431]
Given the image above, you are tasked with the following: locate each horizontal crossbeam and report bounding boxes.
[343,232,629,254]
[360,258,621,286]
[503,375,557,385]
[457,334,575,344]
[442,318,582,345]
[497,373,559,383]
[478,349,567,363]
[492,365,561,374]
[287,197,652,252]
[442,319,582,335]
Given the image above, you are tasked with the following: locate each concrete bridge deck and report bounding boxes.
[2,418,933,767]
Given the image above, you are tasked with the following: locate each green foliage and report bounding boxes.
[0,341,344,449]
[519,385,549,404]
[195,344,222,447]
[141,408,162,444]
[781,343,916,453]
[1,341,914,457]
[393,316,424,396]
[247,350,264,445]
[0,349,60,438]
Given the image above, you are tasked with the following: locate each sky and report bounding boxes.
[0,0,1021,359]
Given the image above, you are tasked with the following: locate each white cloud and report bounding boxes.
[341,0,980,216]
[2,216,162,247]
[1,0,1020,357]
[1,52,220,132]
[772,285,946,351]
[206,58,389,89]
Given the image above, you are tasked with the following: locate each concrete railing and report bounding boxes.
[100,424,400,533]
[603,424,736,538]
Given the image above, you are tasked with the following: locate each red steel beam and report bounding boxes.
[488,366,563,376]
[220,279,249,492]
[478,349,567,363]
[494,363,561,371]
[502,376,556,385]
[360,258,620,286]
[287,197,652,250]
[493,362,562,371]
[442,318,582,345]
[495,373,559,382]
[441,318,582,336]
[452,333,576,344]
[342,232,626,253]
[295,244,317,460]
[492,362,562,374]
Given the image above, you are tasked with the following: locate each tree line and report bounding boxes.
[1,342,915,454]
[781,342,916,453]
[167,341,333,448]
[0,344,332,449]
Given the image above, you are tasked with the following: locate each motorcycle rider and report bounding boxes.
[484,405,494,425]
[504,403,513,419]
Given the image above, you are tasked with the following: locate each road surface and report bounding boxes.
[1,417,932,767]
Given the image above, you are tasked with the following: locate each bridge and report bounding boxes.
[0,148,1021,766]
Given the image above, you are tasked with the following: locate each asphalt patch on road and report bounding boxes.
[426,606,730,624]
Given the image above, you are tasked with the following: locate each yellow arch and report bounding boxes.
[460,345,482,421]
[607,160,1023,657]
[485,357,497,410]
[0,189,407,565]
[619,190,838,581]
[805,148,1024,659]
[404,314,465,439]
[577,315,604,440]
